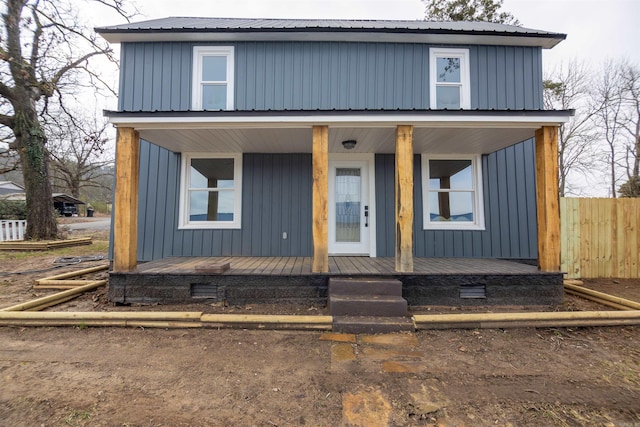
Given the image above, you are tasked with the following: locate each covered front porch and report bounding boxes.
[108,109,570,281]
[109,256,563,306]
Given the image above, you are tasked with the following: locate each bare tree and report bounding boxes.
[591,61,628,198]
[589,60,640,198]
[0,139,19,177]
[619,62,640,181]
[544,61,598,196]
[47,112,114,199]
[0,0,132,239]
[424,0,519,25]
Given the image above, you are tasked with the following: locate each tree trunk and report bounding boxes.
[635,134,640,178]
[15,110,57,240]
[608,141,617,198]
[70,177,80,199]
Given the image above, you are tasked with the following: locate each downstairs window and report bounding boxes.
[179,153,242,229]
[421,154,484,230]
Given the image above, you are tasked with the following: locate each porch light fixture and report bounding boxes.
[342,139,357,150]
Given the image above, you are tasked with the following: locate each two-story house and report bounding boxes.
[97,18,571,307]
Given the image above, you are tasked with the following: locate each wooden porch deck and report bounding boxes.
[111,256,563,306]
[135,256,544,276]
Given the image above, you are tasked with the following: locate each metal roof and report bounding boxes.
[0,193,85,204]
[96,17,566,48]
[53,194,85,205]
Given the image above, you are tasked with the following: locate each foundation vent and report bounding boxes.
[459,284,486,299]
[191,283,225,300]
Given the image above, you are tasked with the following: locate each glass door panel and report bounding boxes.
[335,168,361,243]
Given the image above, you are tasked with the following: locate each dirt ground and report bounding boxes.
[0,227,638,426]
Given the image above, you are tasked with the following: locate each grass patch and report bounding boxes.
[65,408,92,426]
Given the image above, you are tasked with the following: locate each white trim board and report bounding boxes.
[108,113,571,129]
[99,32,563,49]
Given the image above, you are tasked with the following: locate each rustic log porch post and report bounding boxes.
[535,126,561,272]
[312,125,329,273]
[113,127,140,272]
[395,125,414,272]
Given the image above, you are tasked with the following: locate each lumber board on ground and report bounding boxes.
[0,237,92,251]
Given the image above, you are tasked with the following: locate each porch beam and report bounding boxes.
[113,127,140,272]
[395,125,414,272]
[535,126,560,272]
[312,125,329,273]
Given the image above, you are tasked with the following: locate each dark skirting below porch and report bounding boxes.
[109,257,563,306]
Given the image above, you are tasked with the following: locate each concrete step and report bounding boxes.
[333,316,415,334]
[329,277,403,297]
[329,295,408,317]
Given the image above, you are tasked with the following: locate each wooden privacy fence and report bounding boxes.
[0,220,26,242]
[561,198,640,279]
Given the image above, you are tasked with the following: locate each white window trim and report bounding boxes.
[179,153,242,229]
[421,153,485,230]
[192,46,235,111]
[429,47,471,109]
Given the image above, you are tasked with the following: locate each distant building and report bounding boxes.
[0,189,85,217]
[0,181,24,196]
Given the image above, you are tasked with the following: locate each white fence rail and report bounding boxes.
[0,220,26,242]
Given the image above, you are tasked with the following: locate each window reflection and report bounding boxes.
[428,192,474,222]
[202,84,227,110]
[188,158,235,222]
[202,56,226,81]
[435,86,461,109]
[429,159,474,222]
[429,160,472,189]
[335,168,361,243]
[436,57,461,82]
[189,191,234,222]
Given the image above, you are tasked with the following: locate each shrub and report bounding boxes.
[0,200,27,220]
[619,176,640,198]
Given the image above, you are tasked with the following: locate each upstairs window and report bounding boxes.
[421,154,484,230]
[192,46,234,110]
[430,48,470,109]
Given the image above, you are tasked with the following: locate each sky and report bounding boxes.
[87,0,639,196]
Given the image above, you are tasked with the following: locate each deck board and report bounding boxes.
[134,256,542,276]
[328,257,340,274]
[271,256,288,276]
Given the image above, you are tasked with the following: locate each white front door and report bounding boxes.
[328,155,375,256]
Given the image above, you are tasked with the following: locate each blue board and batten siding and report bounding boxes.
[119,42,542,111]
[375,141,538,259]
[122,40,542,261]
[137,142,537,261]
[137,145,313,261]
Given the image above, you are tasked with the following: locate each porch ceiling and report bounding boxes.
[108,110,572,155]
[136,126,540,155]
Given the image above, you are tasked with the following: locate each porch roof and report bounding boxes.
[105,109,572,155]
